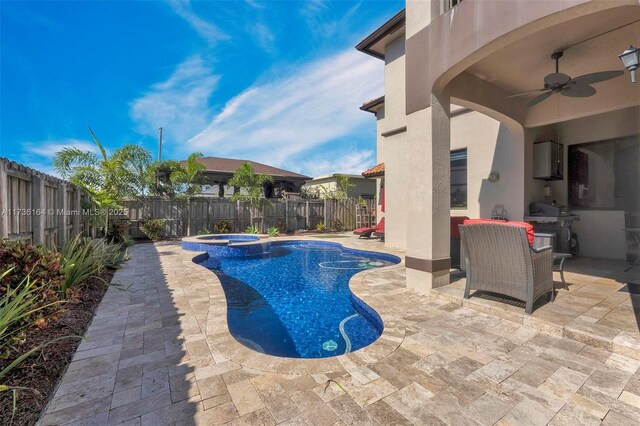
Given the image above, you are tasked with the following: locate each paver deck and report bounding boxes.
[39,235,640,425]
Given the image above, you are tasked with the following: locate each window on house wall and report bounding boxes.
[568,136,639,211]
[446,0,463,11]
[451,149,467,208]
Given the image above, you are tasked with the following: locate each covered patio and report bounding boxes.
[401,0,640,297]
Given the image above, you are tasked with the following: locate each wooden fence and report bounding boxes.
[0,157,376,244]
[112,197,375,238]
[0,158,91,249]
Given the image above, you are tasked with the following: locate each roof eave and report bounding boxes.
[355,9,406,60]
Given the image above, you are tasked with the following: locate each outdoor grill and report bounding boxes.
[524,203,579,254]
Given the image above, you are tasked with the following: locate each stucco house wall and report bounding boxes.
[303,175,376,199]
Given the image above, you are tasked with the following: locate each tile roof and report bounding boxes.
[362,163,385,178]
[182,157,311,180]
[360,96,385,113]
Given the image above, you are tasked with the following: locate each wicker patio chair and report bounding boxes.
[459,222,554,314]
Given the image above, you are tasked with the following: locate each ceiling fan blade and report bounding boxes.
[571,70,624,86]
[527,91,554,107]
[505,88,548,99]
[562,84,597,98]
[544,72,571,86]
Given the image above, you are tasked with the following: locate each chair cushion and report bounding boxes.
[353,227,374,234]
[463,218,535,246]
[450,216,469,239]
[375,217,385,234]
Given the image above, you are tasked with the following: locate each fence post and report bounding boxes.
[285,199,289,232]
[57,181,67,246]
[32,173,46,245]
[323,199,327,227]
[305,201,309,230]
[236,200,241,232]
[0,159,8,241]
[72,189,81,237]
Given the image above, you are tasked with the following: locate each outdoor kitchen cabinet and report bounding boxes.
[533,140,563,180]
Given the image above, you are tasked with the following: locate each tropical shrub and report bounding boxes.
[215,220,233,233]
[59,237,104,297]
[267,226,279,237]
[86,238,128,270]
[0,270,78,424]
[121,234,135,247]
[330,219,344,232]
[58,236,128,297]
[0,242,62,312]
[140,219,166,240]
[105,219,130,245]
[316,223,326,231]
[0,271,62,358]
[245,225,259,234]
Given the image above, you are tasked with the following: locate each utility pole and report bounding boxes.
[158,127,163,162]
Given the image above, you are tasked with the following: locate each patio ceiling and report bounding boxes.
[463,6,640,128]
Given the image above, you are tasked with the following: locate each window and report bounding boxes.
[446,0,463,10]
[568,136,639,210]
[451,149,467,208]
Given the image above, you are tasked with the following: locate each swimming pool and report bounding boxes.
[195,240,400,358]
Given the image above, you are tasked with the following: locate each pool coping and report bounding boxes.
[183,235,407,375]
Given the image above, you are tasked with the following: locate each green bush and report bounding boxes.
[267,226,279,237]
[0,271,61,358]
[59,236,128,297]
[0,241,63,304]
[140,218,166,240]
[59,236,104,297]
[330,219,344,232]
[105,219,130,245]
[245,225,259,234]
[315,223,326,231]
[215,220,233,233]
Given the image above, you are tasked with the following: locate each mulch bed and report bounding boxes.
[0,269,114,426]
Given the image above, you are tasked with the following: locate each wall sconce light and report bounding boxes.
[488,171,500,183]
[619,45,640,83]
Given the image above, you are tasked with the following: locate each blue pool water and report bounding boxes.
[197,241,399,358]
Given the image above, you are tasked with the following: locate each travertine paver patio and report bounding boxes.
[39,235,640,425]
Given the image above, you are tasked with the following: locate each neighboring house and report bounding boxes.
[358,1,639,294]
[181,156,311,198]
[302,174,376,199]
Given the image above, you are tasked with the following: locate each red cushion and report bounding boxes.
[463,218,535,246]
[353,227,374,234]
[450,216,469,239]
[375,217,385,233]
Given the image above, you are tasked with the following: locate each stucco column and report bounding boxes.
[405,93,451,295]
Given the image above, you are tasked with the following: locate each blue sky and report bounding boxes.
[1,0,403,177]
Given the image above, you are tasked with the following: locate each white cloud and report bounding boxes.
[26,139,98,159]
[244,0,264,10]
[299,0,362,39]
[186,49,383,173]
[168,0,230,45]
[298,149,375,177]
[130,55,219,145]
[249,22,276,54]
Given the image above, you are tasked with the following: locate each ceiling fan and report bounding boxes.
[507,51,624,107]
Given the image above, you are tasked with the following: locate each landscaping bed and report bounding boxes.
[0,269,114,425]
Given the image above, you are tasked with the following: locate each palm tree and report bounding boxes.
[170,153,207,235]
[54,127,153,233]
[228,162,274,231]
